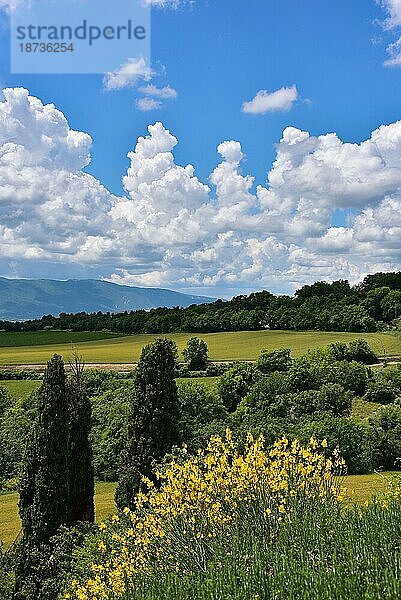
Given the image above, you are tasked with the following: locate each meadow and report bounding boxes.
[0,330,399,365]
[0,470,398,550]
[0,482,117,548]
[0,330,123,348]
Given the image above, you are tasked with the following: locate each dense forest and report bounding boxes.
[1,272,401,335]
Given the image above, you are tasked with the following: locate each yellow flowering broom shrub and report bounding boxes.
[66,430,346,600]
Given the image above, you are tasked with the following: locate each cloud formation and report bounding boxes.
[136,97,163,111]
[103,58,154,91]
[380,0,401,28]
[0,88,400,295]
[242,86,298,115]
[379,1,401,65]
[138,85,177,99]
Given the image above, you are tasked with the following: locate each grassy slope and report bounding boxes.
[351,398,383,421]
[0,331,124,348]
[0,482,117,548]
[0,380,41,401]
[2,473,400,548]
[0,330,399,365]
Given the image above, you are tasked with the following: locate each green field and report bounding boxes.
[0,330,398,365]
[0,380,41,401]
[176,376,219,389]
[351,398,383,421]
[0,482,117,548]
[0,330,124,348]
[2,473,399,549]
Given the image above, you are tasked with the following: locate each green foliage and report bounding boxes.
[364,379,398,404]
[67,357,95,525]
[115,339,181,511]
[332,360,368,395]
[217,363,259,412]
[347,339,379,364]
[0,370,42,381]
[294,415,375,475]
[0,271,400,336]
[0,392,37,481]
[0,542,16,600]
[178,382,227,448]
[19,355,70,546]
[328,338,379,364]
[241,371,291,417]
[65,485,401,600]
[91,383,131,481]
[256,347,292,374]
[182,337,209,371]
[16,355,71,598]
[14,524,93,600]
[381,290,401,322]
[369,405,401,469]
[0,387,12,418]
[16,355,95,599]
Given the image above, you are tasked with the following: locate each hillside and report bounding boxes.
[0,278,214,320]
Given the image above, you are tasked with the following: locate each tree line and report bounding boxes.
[1,272,401,335]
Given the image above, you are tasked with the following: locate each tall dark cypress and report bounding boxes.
[16,354,70,597]
[115,338,181,511]
[67,355,95,524]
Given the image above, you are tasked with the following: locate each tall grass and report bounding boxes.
[66,432,401,600]
[124,500,401,600]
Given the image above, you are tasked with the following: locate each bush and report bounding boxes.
[256,348,292,375]
[369,405,401,469]
[217,363,260,412]
[0,387,12,418]
[0,543,15,600]
[347,339,379,365]
[316,383,353,416]
[91,382,132,481]
[283,384,352,419]
[178,382,228,447]
[331,361,368,395]
[0,396,36,480]
[66,432,346,599]
[294,415,375,474]
[182,338,209,371]
[241,372,291,417]
[0,370,43,381]
[364,380,398,405]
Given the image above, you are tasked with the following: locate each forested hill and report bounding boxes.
[0,278,214,320]
[1,272,401,335]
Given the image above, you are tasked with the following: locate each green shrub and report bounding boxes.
[369,405,401,469]
[256,348,292,375]
[178,382,227,447]
[217,363,259,412]
[182,338,209,371]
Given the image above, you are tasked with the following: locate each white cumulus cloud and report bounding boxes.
[136,97,163,111]
[103,57,154,91]
[242,85,298,115]
[138,85,177,99]
[0,88,400,295]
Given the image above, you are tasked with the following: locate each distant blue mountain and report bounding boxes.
[0,278,215,320]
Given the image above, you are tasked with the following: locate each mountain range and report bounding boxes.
[0,278,215,320]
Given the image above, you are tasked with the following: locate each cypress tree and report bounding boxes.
[67,355,95,524]
[16,354,70,597]
[15,354,95,598]
[115,338,181,511]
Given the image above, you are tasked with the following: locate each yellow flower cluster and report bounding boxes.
[66,430,346,600]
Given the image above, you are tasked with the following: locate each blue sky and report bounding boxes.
[0,0,400,296]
